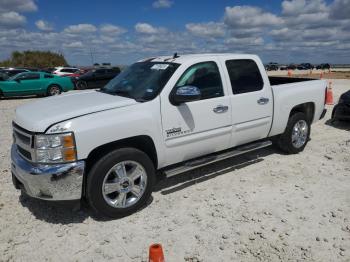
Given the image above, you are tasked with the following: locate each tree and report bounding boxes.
[0,50,68,68]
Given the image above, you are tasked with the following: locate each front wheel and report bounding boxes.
[276,112,310,154]
[86,148,155,218]
[47,85,61,96]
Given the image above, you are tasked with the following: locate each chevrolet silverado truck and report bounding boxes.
[11,54,327,218]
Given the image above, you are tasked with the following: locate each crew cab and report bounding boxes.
[11,54,327,218]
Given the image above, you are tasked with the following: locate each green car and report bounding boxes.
[0,72,75,98]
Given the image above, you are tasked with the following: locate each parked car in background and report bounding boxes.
[287,64,297,70]
[332,90,350,121]
[265,63,279,71]
[0,68,30,77]
[0,72,74,97]
[52,67,80,76]
[297,63,314,70]
[316,63,331,70]
[279,65,288,70]
[73,67,121,89]
[10,53,327,218]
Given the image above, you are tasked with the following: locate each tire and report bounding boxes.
[86,148,155,218]
[47,85,61,96]
[276,112,310,154]
[76,81,87,90]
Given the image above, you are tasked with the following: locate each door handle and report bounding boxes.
[257,97,269,105]
[213,105,229,113]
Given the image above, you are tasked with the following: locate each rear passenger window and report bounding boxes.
[44,74,53,78]
[225,60,264,94]
[175,61,223,100]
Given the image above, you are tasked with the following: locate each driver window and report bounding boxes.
[17,73,40,80]
[175,61,224,100]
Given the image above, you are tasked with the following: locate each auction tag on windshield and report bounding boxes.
[151,64,169,70]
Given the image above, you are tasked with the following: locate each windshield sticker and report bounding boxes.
[151,64,169,70]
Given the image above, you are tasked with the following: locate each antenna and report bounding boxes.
[173,52,179,59]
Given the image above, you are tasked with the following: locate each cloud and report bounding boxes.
[186,22,225,38]
[0,0,37,13]
[63,41,84,48]
[35,20,53,31]
[225,36,264,46]
[64,24,97,34]
[282,0,327,16]
[152,0,173,9]
[330,0,350,20]
[224,6,283,28]
[100,24,127,35]
[135,23,163,34]
[0,11,26,28]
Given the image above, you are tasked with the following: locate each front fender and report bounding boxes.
[46,97,165,168]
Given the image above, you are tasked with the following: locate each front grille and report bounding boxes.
[12,123,34,162]
[17,146,32,160]
[14,130,31,145]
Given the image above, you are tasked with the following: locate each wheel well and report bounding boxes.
[289,102,315,123]
[85,135,158,174]
[48,84,62,90]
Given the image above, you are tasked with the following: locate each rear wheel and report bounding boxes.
[86,148,155,218]
[276,112,310,154]
[76,81,87,90]
[47,85,61,96]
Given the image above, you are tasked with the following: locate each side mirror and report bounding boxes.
[171,85,201,105]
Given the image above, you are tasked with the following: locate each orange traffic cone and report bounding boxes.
[287,69,292,77]
[149,244,165,262]
[326,81,334,105]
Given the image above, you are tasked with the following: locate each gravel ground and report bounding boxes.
[0,80,350,262]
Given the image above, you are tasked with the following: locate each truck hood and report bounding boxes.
[14,90,138,132]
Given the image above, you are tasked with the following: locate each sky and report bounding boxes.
[0,0,349,65]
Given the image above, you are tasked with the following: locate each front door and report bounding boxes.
[15,72,43,94]
[160,60,232,166]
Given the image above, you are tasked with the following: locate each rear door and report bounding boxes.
[220,57,273,147]
[160,60,232,166]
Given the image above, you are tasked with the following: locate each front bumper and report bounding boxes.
[11,145,85,201]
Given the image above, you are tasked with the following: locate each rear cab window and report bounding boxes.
[225,59,264,94]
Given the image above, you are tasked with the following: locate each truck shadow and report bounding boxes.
[18,146,279,223]
[154,146,278,195]
[19,194,90,224]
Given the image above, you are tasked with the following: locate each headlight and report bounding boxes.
[34,132,77,163]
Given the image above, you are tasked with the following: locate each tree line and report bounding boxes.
[0,51,68,68]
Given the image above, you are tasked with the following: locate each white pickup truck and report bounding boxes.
[11,54,327,218]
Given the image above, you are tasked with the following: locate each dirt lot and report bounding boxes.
[0,80,350,262]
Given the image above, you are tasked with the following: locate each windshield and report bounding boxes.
[100,61,180,101]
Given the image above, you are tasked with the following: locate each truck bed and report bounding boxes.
[269,76,315,86]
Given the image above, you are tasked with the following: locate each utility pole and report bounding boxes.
[90,47,94,65]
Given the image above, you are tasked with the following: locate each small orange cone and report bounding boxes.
[149,244,165,262]
[326,81,334,105]
[287,69,292,77]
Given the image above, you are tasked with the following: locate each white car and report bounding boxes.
[52,67,79,76]
[11,53,327,218]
